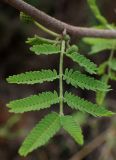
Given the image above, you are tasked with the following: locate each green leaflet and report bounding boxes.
[20,12,33,24]
[109,58,116,71]
[60,115,84,145]
[64,92,114,117]
[26,35,57,46]
[19,112,61,156]
[87,0,108,26]
[7,91,59,113]
[83,38,116,55]
[30,44,61,55]
[65,45,98,74]
[63,69,110,92]
[6,69,59,84]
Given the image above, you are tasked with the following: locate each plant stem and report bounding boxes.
[34,21,60,37]
[108,43,115,77]
[59,40,65,115]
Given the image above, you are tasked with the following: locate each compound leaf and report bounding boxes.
[7,69,59,84]
[64,92,114,117]
[83,38,116,54]
[65,45,98,74]
[30,44,60,55]
[19,112,61,156]
[7,91,59,113]
[60,115,84,145]
[63,69,110,92]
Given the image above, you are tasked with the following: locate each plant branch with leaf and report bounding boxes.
[1,0,116,157]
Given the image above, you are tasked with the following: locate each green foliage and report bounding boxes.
[26,35,57,45]
[98,62,108,75]
[63,68,110,91]
[87,0,108,26]
[109,58,116,71]
[65,45,98,74]
[7,69,59,84]
[30,44,61,55]
[60,115,84,145]
[7,91,59,113]
[109,71,116,81]
[86,0,116,106]
[72,112,88,125]
[7,2,115,155]
[83,38,116,54]
[20,12,33,24]
[64,92,114,117]
[19,112,61,156]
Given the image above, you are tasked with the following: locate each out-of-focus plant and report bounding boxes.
[0,115,21,139]
[83,0,116,106]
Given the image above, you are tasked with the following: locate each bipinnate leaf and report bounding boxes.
[83,38,116,54]
[30,44,60,55]
[65,45,98,74]
[64,92,114,117]
[87,0,108,26]
[26,35,57,46]
[7,91,59,113]
[7,69,59,84]
[60,115,84,145]
[19,112,61,156]
[63,69,110,91]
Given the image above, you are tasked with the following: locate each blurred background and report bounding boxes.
[0,0,116,160]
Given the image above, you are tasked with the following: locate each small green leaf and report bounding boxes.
[60,115,84,145]
[7,91,59,113]
[19,112,61,156]
[83,38,116,55]
[26,35,57,46]
[7,69,59,84]
[63,69,110,92]
[64,92,114,117]
[30,44,60,55]
[20,12,33,24]
[65,46,98,74]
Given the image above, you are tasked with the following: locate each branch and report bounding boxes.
[2,0,116,38]
[69,127,111,160]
